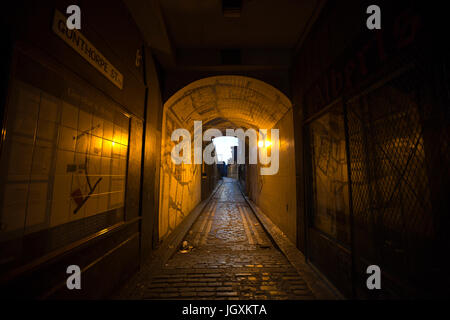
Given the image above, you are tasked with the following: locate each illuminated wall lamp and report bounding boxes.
[258,140,272,148]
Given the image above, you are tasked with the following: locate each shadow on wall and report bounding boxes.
[158,112,201,242]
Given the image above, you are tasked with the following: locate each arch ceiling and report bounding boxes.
[164,76,292,132]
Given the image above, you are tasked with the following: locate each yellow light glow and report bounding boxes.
[112,141,115,146]
[258,140,264,148]
[264,140,272,147]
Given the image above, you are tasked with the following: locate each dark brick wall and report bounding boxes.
[201,164,221,201]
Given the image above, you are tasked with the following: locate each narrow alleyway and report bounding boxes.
[116,178,314,300]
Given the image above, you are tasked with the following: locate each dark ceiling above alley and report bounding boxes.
[124,0,325,68]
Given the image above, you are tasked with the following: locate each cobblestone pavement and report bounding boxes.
[116,178,315,300]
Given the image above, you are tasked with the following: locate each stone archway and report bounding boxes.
[158,75,293,241]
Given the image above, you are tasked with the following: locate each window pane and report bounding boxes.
[309,105,350,244]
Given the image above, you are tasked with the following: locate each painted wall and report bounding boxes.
[158,111,202,241]
[248,109,297,244]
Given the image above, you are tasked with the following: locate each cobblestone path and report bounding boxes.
[116,178,315,300]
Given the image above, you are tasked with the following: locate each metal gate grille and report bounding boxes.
[346,68,436,294]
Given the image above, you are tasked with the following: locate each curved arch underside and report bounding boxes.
[164,75,292,131]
